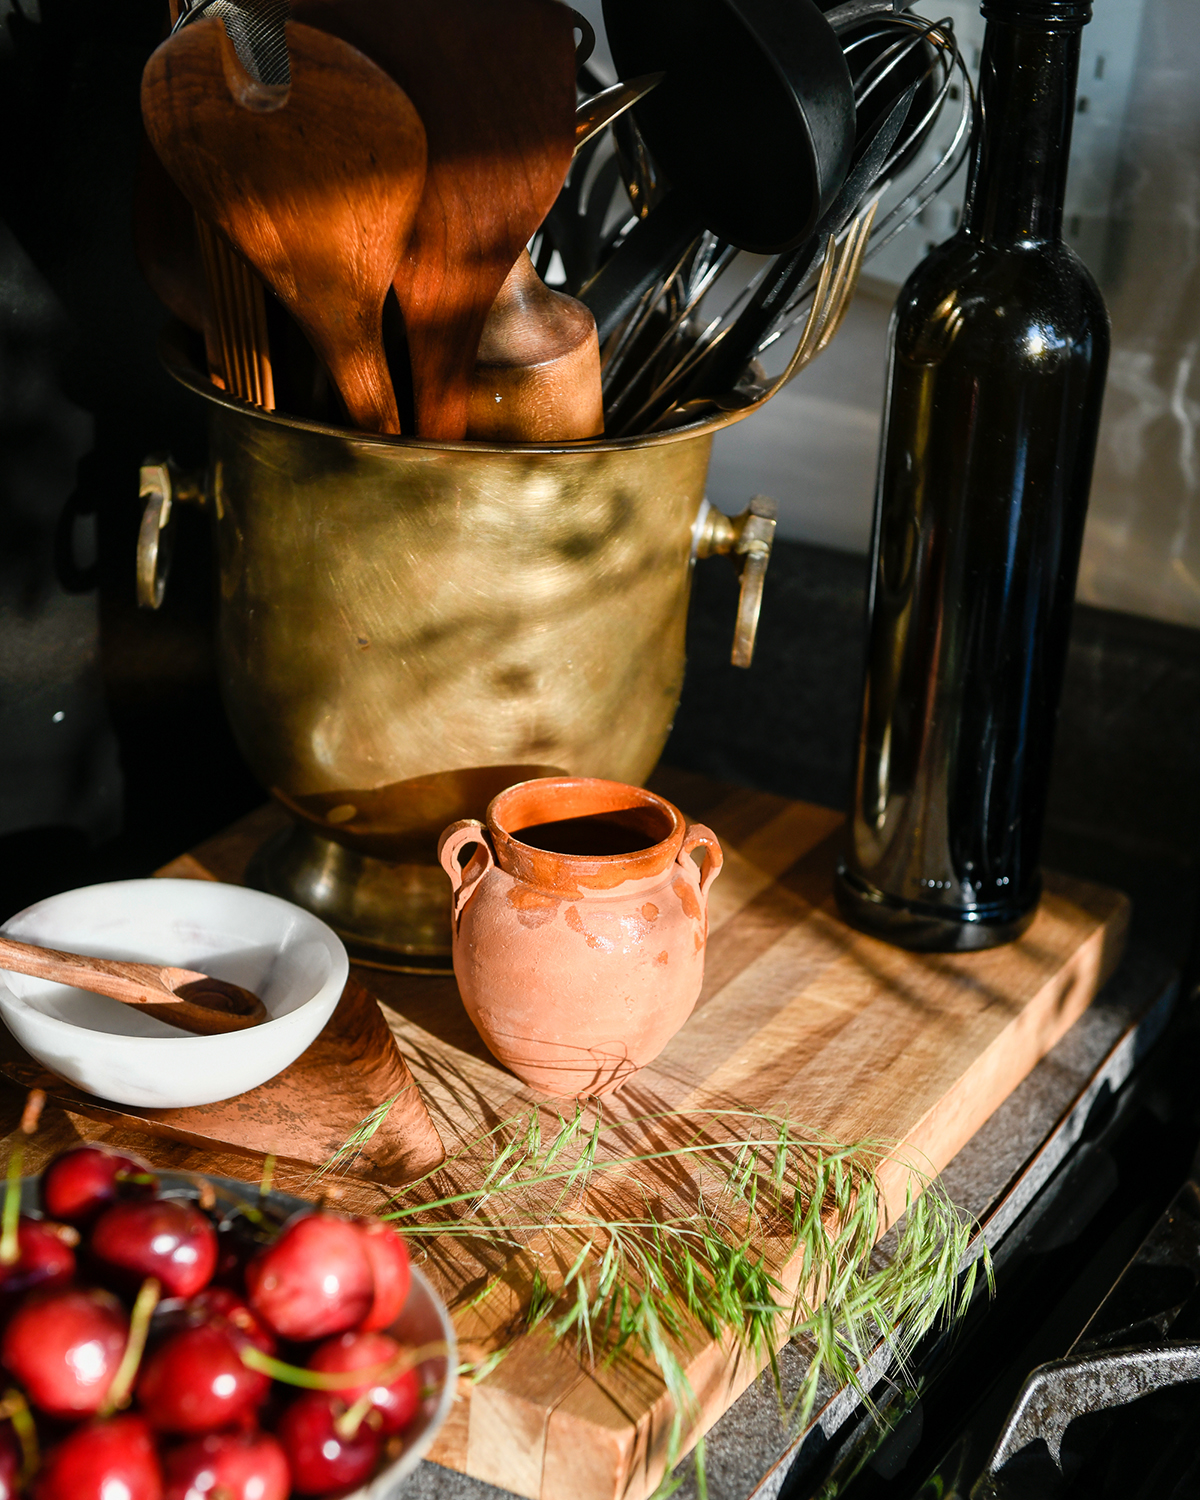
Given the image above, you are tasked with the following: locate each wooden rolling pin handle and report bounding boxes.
[466,250,604,442]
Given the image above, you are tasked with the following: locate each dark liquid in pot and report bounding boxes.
[513,813,663,857]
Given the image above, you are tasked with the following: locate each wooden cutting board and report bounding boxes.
[0,976,445,1187]
[154,768,1127,1500]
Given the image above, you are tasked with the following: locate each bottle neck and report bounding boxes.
[962,5,1087,246]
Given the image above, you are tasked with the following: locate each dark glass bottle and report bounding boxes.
[835,0,1110,951]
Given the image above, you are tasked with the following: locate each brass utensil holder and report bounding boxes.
[139,328,775,970]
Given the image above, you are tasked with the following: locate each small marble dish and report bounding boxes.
[0,879,348,1108]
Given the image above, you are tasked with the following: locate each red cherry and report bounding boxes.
[34,1414,163,1500]
[0,1217,76,1308]
[162,1429,290,1500]
[275,1390,380,1495]
[40,1145,157,1227]
[308,1330,420,1435]
[91,1199,217,1299]
[137,1321,270,1435]
[355,1220,411,1332]
[0,1422,19,1500]
[245,1213,373,1341]
[2,1286,127,1417]
[185,1286,276,1354]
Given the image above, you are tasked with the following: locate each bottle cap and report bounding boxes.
[981,0,1091,24]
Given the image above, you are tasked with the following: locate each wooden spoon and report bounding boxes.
[0,935,268,1036]
[141,17,427,435]
[293,0,577,441]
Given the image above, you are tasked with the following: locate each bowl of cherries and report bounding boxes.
[0,1141,457,1498]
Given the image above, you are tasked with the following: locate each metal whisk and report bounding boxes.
[573,11,974,435]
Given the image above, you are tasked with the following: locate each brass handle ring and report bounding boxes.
[136,457,206,610]
[693,495,778,668]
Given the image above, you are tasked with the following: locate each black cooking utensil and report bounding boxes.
[580,0,855,344]
[601,6,968,433]
[672,79,918,410]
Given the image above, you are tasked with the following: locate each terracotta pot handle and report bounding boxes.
[679,823,723,907]
[437,819,496,931]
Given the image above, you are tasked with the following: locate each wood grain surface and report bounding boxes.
[467,250,604,443]
[5,772,1128,1499]
[0,975,445,1188]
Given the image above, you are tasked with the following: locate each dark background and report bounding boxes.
[2,0,1198,983]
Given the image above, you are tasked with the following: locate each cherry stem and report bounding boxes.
[334,1386,379,1441]
[0,1142,23,1267]
[18,1090,44,1137]
[238,1339,448,1395]
[259,1154,276,1200]
[100,1277,161,1417]
[172,1174,216,1211]
[0,1389,37,1487]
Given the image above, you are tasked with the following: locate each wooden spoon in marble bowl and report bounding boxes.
[0,935,267,1036]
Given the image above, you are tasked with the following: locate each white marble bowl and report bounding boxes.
[0,879,348,1107]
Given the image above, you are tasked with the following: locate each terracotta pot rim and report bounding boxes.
[485,777,686,889]
[489,777,682,851]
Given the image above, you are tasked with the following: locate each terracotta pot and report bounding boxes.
[437,777,722,1097]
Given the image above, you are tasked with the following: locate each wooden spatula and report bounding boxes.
[134,136,275,410]
[141,17,427,435]
[133,135,209,338]
[293,0,577,441]
[462,80,665,443]
[0,936,268,1036]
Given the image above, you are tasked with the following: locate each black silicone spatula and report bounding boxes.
[580,0,856,344]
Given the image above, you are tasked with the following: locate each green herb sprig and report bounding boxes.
[326,1100,989,1497]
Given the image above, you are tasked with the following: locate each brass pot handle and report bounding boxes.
[136,457,206,610]
[694,495,777,668]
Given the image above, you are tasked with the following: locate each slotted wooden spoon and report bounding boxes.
[0,935,268,1036]
[141,17,427,435]
[294,0,577,440]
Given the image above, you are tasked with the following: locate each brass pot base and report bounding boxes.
[246,822,454,974]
